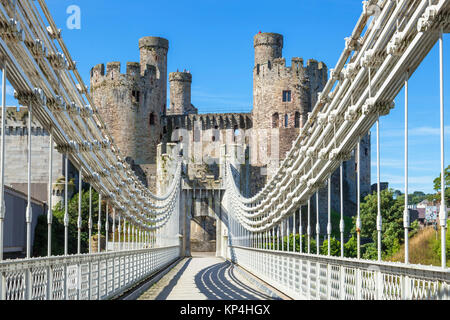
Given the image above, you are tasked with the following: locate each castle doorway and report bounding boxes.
[190,216,216,252]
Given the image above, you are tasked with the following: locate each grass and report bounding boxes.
[388,226,449,267]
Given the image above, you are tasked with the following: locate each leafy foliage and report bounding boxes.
[33,189,102,257]
[347,189,422,260]
[431,227,450,264]
[320,237,341,256]
[432,165,450,206]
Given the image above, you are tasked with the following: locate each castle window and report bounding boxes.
[365,147,368,156]
[272,113,279,128]
[295,112,300,128]
[284,114,289,128]
[132,90,140,103]
[149,113,156,125]
[233,125,239,143]
[282,90,291,102]
[212,136,216,142]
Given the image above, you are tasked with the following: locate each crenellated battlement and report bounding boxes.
[255,56,327,82]
[90,60,157,91]
[169,71,192,83]
[1,107,47,135]
[138,36,169,51]
[164,113,252,131]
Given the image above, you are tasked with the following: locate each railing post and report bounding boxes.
[404,71,410,264]
[98,193,102,253]
[339,265,345,300]
[316,191,320,255]
[356,268,361,300]
[64,153,69,256]
[77,170,82,254]
[112,208,116,251]
[26,104,33,259]
[25,268,31,300]
[105,201,109,253]
[356,140,361,259]
[404,275,411,300]
[88,261,92,300]
[47,265,52,300]
[327,264,331,300]
[327,177,331,256]
[377,117,383,262]
[307,199,311,254]
[63,264,67,300]
[376,269,382,300]
[97,260,100,300]
[340,164,344,257]
[0,271,5,300]
[88,185,92,254]
[316,261,320,299]
[438,27,447,269]
[0,63,7,263]
[47,133,53,257]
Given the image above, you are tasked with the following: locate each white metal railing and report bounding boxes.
[0,0,183,300]
[0,245,180,300]
[224,0,450,296]
[231,246,449,300]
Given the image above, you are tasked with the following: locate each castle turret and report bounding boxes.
[168,71,197,115]
[253,32,283,67]
[251,32,327,192]
[139,37,169,115]
[90,42,161,189]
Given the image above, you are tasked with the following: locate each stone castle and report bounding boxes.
[89,32,371,254]
[0,32,370,256]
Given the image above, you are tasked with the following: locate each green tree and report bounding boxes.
[344,235,357,258]
[433,165,450,206]
[320,237,340,256]
[33,189,103,257]
[350,189,406,260]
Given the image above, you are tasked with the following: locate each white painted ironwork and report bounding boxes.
[0,0,449,301]
[0,0,182,300]
[230,246,449,300]
[224,0,450,300]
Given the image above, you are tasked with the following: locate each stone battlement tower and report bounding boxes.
[168,71,198,115]
[251,32,328,183]
[90,36,169,190]
[139,37,169,115]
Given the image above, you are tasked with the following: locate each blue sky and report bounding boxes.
[4,0,449,193]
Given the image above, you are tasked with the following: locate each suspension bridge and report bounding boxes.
[0,0,449,300]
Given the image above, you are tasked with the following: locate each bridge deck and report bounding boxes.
[138,253,285,300]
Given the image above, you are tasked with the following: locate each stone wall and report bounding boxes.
[252,33,328,187]
[2,107,63,203]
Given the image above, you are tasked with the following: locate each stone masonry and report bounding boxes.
[89,32,371,253]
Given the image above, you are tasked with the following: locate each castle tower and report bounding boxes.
[254,32,283,66]
[90,42,161,190]
[139,37,169,116]
[250,32,328,193]
[168,71,197,115]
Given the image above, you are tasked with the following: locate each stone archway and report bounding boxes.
[188,189,222,254]
[190,216,216,252]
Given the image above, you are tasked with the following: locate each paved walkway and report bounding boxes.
[138,253,281,300]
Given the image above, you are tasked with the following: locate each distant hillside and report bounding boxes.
[388,226,450,267]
